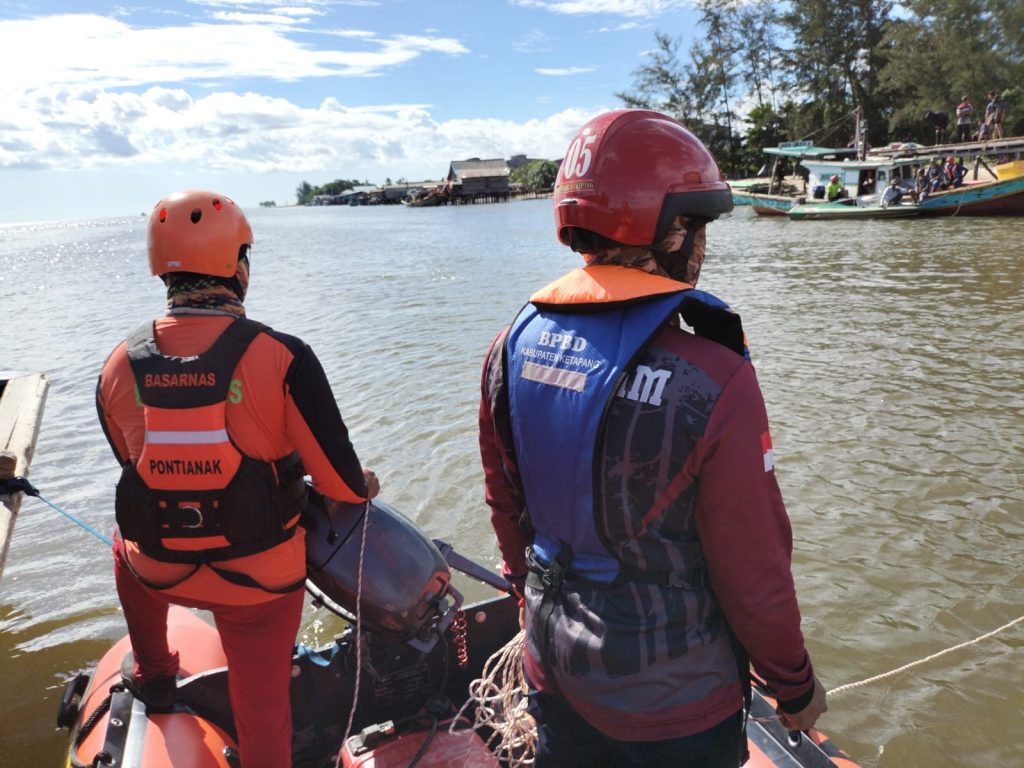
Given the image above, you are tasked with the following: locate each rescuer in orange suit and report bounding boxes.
[96,190,380,768]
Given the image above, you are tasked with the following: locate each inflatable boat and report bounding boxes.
[58,496,860,768]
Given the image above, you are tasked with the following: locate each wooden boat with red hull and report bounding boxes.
[57,498,862,768]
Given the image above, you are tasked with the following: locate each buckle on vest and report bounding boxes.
[179,505,204,529]
[525,542,572,594]
[539,560,566,593]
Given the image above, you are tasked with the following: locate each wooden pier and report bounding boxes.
[449,189,552,205]
[0,372,49,579]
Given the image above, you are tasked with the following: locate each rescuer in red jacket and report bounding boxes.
[97,189,379,768]
[479,111,827,767]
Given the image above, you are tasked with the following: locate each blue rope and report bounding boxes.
[33,492,113,547]
[2,476,113,547]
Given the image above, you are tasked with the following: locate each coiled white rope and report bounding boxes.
[828,613,1024,697]
[452,629,536,767]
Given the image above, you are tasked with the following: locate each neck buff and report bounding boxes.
[165,257,249,317]
[583,217,708,285]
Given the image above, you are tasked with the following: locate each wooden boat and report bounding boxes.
[798,154,1024,218]
[0,372,49,579]
[737,133,1024,217]
[730,143,856,216]
[915,172,1024,216]
[57,499,862,768]
[995,159,1024,180]
[749,194,801,216]
[788,199,920,221]
[403,188,449,207]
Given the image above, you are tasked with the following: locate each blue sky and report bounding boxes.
[0,0,704,222]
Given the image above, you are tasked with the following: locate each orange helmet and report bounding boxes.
[147,190,252,277]
[553,109,732,247]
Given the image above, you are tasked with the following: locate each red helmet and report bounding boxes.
[553,110,732,247]
[148,190,252,277]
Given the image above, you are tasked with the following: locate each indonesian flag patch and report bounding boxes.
[761,431,774,472]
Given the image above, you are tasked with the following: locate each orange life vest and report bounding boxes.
[114,318,307,567]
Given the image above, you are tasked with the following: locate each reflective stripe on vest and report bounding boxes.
[136,402,242,492]
[145,429,229,445]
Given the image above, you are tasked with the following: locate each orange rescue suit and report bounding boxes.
[98,314,369,606]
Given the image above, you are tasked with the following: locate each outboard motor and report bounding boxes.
[304,490,459,652]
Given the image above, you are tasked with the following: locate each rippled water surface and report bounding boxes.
[2,202,1021,766]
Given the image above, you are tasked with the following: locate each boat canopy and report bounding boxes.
[763,143,857,160]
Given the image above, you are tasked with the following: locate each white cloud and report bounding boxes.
[0,83,596,177]
[512,29,552,53]
[0,13,469,90]
[511,0,688,17]
[535,66,595,76]
[186,0,376,7]
[595,21,648,32]
[209,10,308,24]
[0,8,619,218]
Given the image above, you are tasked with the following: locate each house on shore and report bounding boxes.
[446,159,510,202]
[379,181,444,204]
[335,185,377,206]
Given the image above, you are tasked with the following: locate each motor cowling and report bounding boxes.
[304,490,454,644]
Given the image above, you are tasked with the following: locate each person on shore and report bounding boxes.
[955,97,973,143]
[478,109,827,768]
[826,174,844,201]
[923,110,950,144]
[986,91,1005,140]
[96,190,380,768]
[976,118,992,142]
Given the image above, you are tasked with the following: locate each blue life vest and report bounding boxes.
[506,284,744,582]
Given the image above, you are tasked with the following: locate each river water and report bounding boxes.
[1,200,1021,767]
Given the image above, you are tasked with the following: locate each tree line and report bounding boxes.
[617,0,1023,177]
[295,160,560,205]
[295,179,370,205]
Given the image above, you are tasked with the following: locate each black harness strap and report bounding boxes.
[614,561,708,589]
[524,541,573,694]
[126,317,267,409]
[207,564,306,594]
